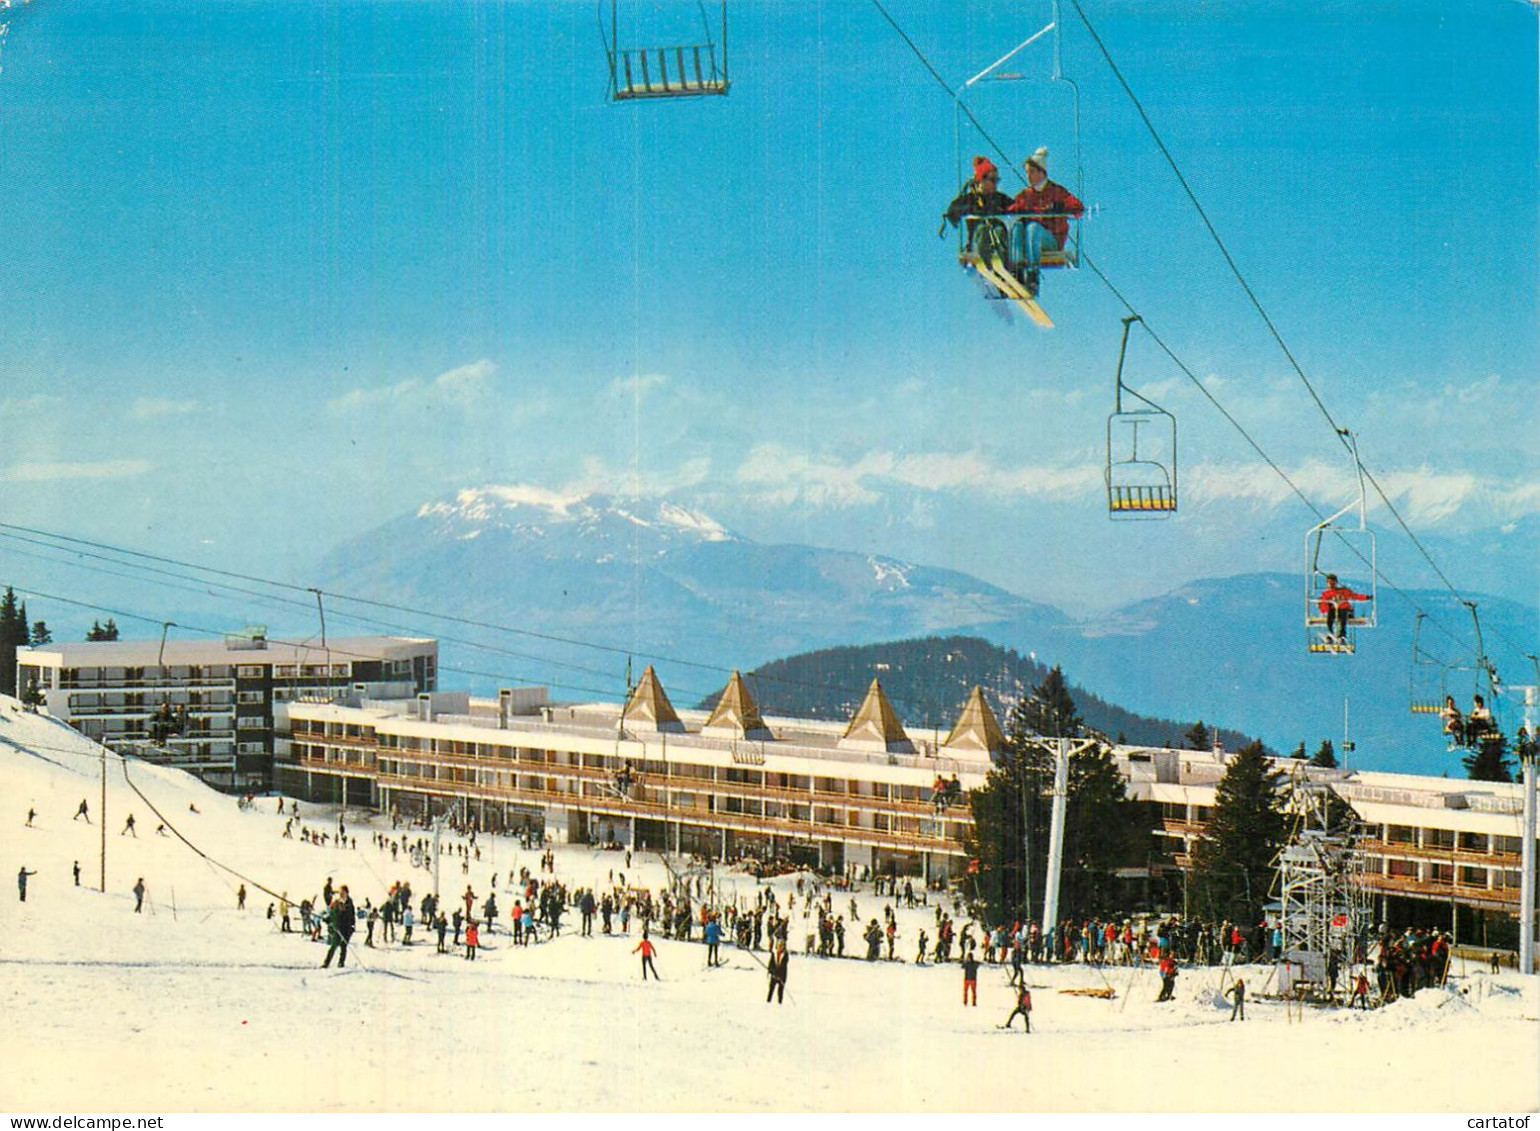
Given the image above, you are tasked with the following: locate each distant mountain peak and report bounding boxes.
[412,484,740,553]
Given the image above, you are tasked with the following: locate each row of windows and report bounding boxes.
[1381,858,1524,890]
[1383,827,1524,854]
[60,666,235,683]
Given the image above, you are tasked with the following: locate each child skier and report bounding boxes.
[1001,985,1032,1031]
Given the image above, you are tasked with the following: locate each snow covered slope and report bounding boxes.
[0,696,1535,1113]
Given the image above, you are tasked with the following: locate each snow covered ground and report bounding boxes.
[1,695,1536,1114]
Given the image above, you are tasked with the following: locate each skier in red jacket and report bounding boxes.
[634,932,659,980]
[1007,147,1084,295]
[1318,573,1371,642]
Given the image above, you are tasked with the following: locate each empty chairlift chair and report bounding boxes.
[1105,316,1177,518]
[606,1,730,102]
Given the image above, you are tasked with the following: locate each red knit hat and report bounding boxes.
[972,156,999,182]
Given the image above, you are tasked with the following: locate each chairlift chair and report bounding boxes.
[1408,613,1448,714]
[1305,434,1376,655]
[1105,315,1176,518]
[950,2,1085,320]
[606,1,729,102]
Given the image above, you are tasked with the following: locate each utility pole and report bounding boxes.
[98,740,107,894]
[1520,683,1536,974]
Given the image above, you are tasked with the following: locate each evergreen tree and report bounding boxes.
[1189,741,1289,925]
[0,587,24,696]
[29,621,51,645]
[86,618,121,642]
[1185,720,1211,751]
[1018,665,1083,738]
[1310,739,1338,769]
[1290,741,1307,760]
[965,670,1145,926]
[1464,734,1513,783]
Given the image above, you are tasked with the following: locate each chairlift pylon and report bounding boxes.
[1105,314,1176,518]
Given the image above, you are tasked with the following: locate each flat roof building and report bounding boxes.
[281,670,1000,879]
[279,673,1533,948]
[16,632,437,791]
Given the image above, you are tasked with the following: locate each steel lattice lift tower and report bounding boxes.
[1274,771,1372,999]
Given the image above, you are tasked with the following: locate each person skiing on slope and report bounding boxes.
[766,940,789,1004]
[1001,985,1032,1032]
[634,932,659,980]
[321,886,355,969]
[961,950,980,1006]
[1225,977,1246,1021]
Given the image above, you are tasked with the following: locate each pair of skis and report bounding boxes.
[967,254,1053,329]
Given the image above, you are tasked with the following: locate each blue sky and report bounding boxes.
[0,0,1536,623]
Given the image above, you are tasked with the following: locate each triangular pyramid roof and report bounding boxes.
[622,665,684,733]
[839,678,914,753]
[942,685,1007,756]
[703,670,772,740]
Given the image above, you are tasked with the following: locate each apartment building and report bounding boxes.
[277,669,1532,944]
[15,632,437,791]
[280,667,1002,879]
[1124,745,1530,946]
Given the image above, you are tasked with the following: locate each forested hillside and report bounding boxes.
[700,635,1262,752]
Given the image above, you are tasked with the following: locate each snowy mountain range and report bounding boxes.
[314,486,1537,775]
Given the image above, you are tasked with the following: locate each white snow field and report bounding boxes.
[1,695,1536,1114]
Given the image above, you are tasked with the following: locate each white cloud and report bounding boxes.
[328,359,495,413]
[568,456,714,500]
[0,394,66,414]
[732,444,1101,508]
[130,397,199,420]
[1180,459,1538,529]
[606,373,669,400]
[6,459,153,482]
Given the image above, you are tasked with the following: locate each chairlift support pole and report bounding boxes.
[1041,736,1070,936]
[952,13,1056,178]
[1112,313,1141,415]
[1038,735,1095,938]
[1520,685,1535,974]
[1517,656,1537,974]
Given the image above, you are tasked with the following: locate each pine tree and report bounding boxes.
[1018,665,1083,738]
[0,587,24,696]
[1185,720,1211,750]
[965,669,1145,925]
[86,618,121,642]
[29,621,51,645]
[1311,739,1338,769]
[1464,734,1513,783]
[1189,741,1289,926]
[1290,741,1307,760]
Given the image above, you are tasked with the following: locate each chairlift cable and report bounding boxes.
[1,530,996,730]
[880,6,1509,672]
[1067,0,1519,656]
